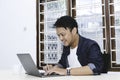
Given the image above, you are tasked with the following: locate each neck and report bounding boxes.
[70,34,79,49]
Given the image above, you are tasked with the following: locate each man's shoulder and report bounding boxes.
[80,36,98,46]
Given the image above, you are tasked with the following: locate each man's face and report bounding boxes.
[56,27,74,46]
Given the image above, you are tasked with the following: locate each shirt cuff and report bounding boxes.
[88,63,96,70]
[57,63,63,68]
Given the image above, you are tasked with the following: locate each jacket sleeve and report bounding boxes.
[58,46,69,68]
[87,43,103,75]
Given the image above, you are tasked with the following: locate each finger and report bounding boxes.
[43,66,48,72]
[48,65,53,70]
[43,65,53,72]
[47,70,54,75]
[44,71,48,75]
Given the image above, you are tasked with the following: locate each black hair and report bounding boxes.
[54,15,78,33]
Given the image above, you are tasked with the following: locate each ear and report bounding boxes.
[72,27,77,35]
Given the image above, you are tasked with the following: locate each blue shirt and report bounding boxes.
[58,35,103,75]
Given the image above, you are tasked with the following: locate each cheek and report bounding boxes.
[64,34,72,42]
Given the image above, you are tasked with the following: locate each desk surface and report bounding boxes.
[0,69,120,80]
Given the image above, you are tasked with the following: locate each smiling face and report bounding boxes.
[56,27,77,47]
[54,16,79,47]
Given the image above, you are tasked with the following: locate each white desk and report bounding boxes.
[0,70,120,80]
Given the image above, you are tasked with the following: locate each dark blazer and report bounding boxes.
[58,35,103,75]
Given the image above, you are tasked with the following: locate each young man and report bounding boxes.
[43,16,103,76]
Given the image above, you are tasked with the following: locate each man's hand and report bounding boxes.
[43,65,67,75]
[43,65,53,72]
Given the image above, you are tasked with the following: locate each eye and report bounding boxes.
[61,34,64,36]
[57,34,60,37]
[57,33,66,37]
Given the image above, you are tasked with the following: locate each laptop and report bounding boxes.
[17,53,60,77]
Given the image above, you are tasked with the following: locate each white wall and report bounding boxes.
[0,0,36,70]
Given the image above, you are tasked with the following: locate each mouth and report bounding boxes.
[60,40,64,44]
[62,40,67,45]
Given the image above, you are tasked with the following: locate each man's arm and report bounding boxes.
[56,63,94,76]
[43,64,93,76]
[70,66,93,76]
